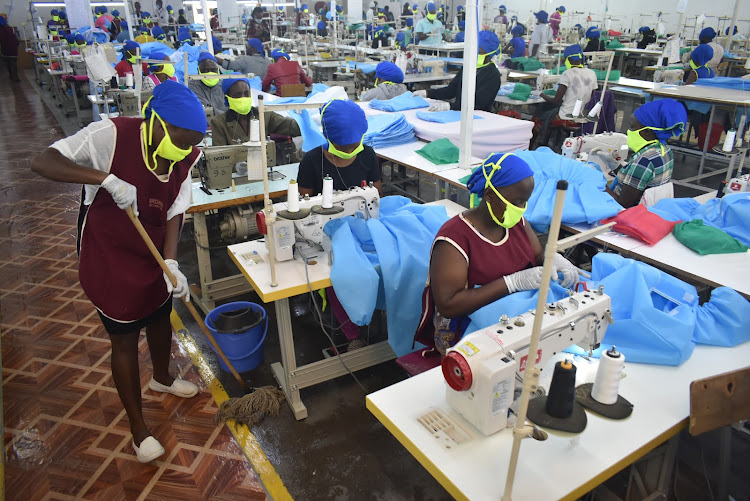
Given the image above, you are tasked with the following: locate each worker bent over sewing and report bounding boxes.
[31,81,207,464]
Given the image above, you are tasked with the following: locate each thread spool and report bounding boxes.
[591,347,625,405]
[572,99,583,117]
[723,129,737,152]
[249,119,260,142]
[588,101,603,118]
[545,359,577,419]
[322,176,334,208]
[125,72,134,88]
[287,179,300,212]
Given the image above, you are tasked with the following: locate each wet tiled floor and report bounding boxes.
[1,74,266,500]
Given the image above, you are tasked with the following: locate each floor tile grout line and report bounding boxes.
[74,434,131,500]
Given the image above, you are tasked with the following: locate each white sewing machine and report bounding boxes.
[442,288,613,436]
[419,59,445,75]
[265,185,380,262]
[562,132,629,177]
[536,70,560,90]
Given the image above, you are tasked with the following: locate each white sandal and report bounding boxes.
[133,436,165,463]
[148,377,199,398]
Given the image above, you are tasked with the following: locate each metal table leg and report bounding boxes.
[271,296,308,420]
[698,105,716,177]
[193,211,216,313]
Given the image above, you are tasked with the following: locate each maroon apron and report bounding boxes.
[79,117,201,322]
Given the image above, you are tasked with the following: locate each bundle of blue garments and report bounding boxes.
[339,62,377,74]
[369,91,430,112]
[363,113,417,148]
[415,111,483,123]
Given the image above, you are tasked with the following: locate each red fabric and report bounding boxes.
[498,110,520,119]
[698,122,723,151]
[0,25,19,57]
[114,60,150,78]
[608,29,623,36]
[62,75,89,82]
[601,205,681,246]
[261,58,313,94]
[78,117,200,322]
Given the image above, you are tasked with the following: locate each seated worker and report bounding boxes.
[550,5,564,38]
[530,11,553,57]
[416,30,502,112]
[210,76,301,146]
[117,21,131,42]
[416,2,444,44]
[502,25,526,58]
[114,40,150,78]
[361,61,407,101]
[454,21,465,42]
[110,9,123,38]
[135,26,156,43]
[217,38,271,77]
[583,26,606,52]
[637,26,656,49]
[536,44,597,146]
[414,153,579,354]
[142,52,177,91]
[177,8,188,25]
[262,49,313,95]
[684,44,715,84]
[606,99,686,208]
[188,52,227,113]
[699,27,724,74]
[177,26,192,46]
[140,11,155,30]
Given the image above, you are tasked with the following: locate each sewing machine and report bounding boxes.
[264,185,380,262]
[653,68,683,85]
[536,70,560,90]
[418,59,445,75]
[561,132,629,176]
[442,288,613,436]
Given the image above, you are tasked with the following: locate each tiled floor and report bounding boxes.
[1,73,267,500]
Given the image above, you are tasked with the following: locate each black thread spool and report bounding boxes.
[545,360,577,418]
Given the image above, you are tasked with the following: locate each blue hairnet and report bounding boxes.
[198,51,217,63]
[121,21,128,29]
[221,76,251,95]
[0,16,6,26]
[586,26,600,38]
[325,11,332,19]
[59,11,67,19]
[499,4,506,10]
[563,44,583,61]
[178,27,191,42]
[639,26,650,32]
[511,25,524,36]
[406,17,413,27]
[140,26,149,32]
[457,5,464,11]
[427,2,437,12]
[100,5,107,13]
[145,80,207,134]
[51,9,59,15]
[396,32,406,45]
[535,10,548,22]
[574,23,582,28]
[691,44,713,65]
[111,9,120,16]
[247,38,264,57]
[633,99,687,144]
[466,153,534,195]
[179,8,185,14]
[147,52,168,72]
[141,11,151,17]
[75,34,86,43]
[320,99,367,146]
[212,36,222,52]
[557,6,566,12]
[458,20,465,30]
[336,4,343,12]
[478,31,500,55]
[271,49,290,60]
[123,40,140,54]
[65,34,75,44]
[167,5,173,10]
[375,61,404,83]
[151,25,165,39]
[699,27,716,40]
[317,20,326,29]
[301,3,308,9]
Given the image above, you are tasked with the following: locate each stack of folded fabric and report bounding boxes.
[369,91,430,112]
[363,113,416,148]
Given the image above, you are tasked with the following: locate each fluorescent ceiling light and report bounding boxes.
[31,2,66,6]
[90,2,125,5]
[237,1,296,4]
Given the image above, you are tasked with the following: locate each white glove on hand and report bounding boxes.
[504,266,545,294]
[412,90,427,98]
[428,101,450,112]
[101,174,138,215]
[552,253,579,289]
[164,259,190,301]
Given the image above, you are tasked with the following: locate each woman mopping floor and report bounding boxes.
[31,81,207,463]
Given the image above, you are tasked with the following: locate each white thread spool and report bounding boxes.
[322,176,334,208]
[125,73,134,88]
[723,129,737,152]
[591,346,625,405]
[572,98,583,117]
[287,179,300,212]
[588,101,603,118]
[249,119,260,142]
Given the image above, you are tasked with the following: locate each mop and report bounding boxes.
[125,207,284,427]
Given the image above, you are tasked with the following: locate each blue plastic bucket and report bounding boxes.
[205,302,268,373]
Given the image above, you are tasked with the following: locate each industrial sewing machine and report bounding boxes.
[561,132,629,177]
[262,185,381,262]
[443,288,613,435]
[535,70,561,90]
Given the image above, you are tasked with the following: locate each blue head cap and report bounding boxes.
[511,25,524,36]
[586,26,600,38]
[699,27,716,41]
[396,32,406,45]
[499,4,506,11]
[140,25,150,33]
[145,80,207,134]
[271,48,290,60]
[179,8,185,14]
[0,16,6,26]
[66,34,76,44]
[336,4,343,13]
[147,52,168,72]
[563,44,584,61]
[121,21,128,29]
[457,5,463,11]
[320,99,367,146]
[691,44,714,66]
[51,9,59,15]
[557,6,566,12]
[639,26,650,32]
[178,26,191,43]
[375,61,404,83]
[167,5,173,11]
[535,10,548,23]
[427,2,437,13]
[123,40,140,54]
[325,11,332,19]
[151,25,166,39]
[112,9,120,17]
[141,11,151,18]
[247,38,264,57]
[458,20,465,30]
[301,3,308,10]
[58,11,67,19]
[406,17,413,27]
[221,75,251,106]
[478,30,500,55]
[99,5,107,13]
[212,35,222,52]
[75,34,86,44]
[198,51,217,63]
[633,99,687,143]
[466,153,534,196]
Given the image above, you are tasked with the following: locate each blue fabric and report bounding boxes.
[364,113,417,148]
[369,91,430,111]
[478,30,500,55]
[633,99,687,143]
[212,36,222,53]
[287,110,328,151]
[516,148,623,232]
[699,27,716,40]
[320,99,367,145]
[586,26,600,38]
[691,44,713,66]
[198,51,216,63]
[692,76,748,90]
[693,288,750,347]
[340,62,377,74]
[465,153,533,194]
[415,111,483,123]
[535,10,548,22]
[147,80,207,133]
[311,82,330,93]
[247,38,264,57]
[375,61,404,83]
[324,196,449,357]
[458,20,465,30]
[454,32,465,42]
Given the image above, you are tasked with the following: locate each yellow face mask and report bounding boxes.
[427,13,437,20]
[143,17,151,23]
[227,96,253,115]
[564,56,583,70]
[141,102,192,173]
[477,47,500,69]
[481,153,528,229]
[200,71,219,87]
[158,63,175,78]
[626,127,660,153]
[127,54,137,64]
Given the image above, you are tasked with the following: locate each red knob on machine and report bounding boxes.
[361,180,367,188]
[255,211,267,235]
[442,351,472,392]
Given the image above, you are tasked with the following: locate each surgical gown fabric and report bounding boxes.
[363,113,416,148]
[369,91,430,112]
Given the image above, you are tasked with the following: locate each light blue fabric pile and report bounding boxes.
[693,76,750,91]
[363,113,417,148]
[496,82,518,96]
[369,91,430,112]
[339,62,377,74]
[415,111,483,123]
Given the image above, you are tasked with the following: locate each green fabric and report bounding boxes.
[511,57,545,71]
[507,82,532,101]
[673,219,749,255]
[542,88,557,96]
[548,67,621,81]
[605,39,624,49]
[416,138,460,165]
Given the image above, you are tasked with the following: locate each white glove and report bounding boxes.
[551,253,579,289]
[412,89,427,98]
[428,101,450,112]
[504,266,544,294]
[101,174,138,215]
[164,259,190,301]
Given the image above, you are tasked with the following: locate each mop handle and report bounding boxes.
[125,207,178,287]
